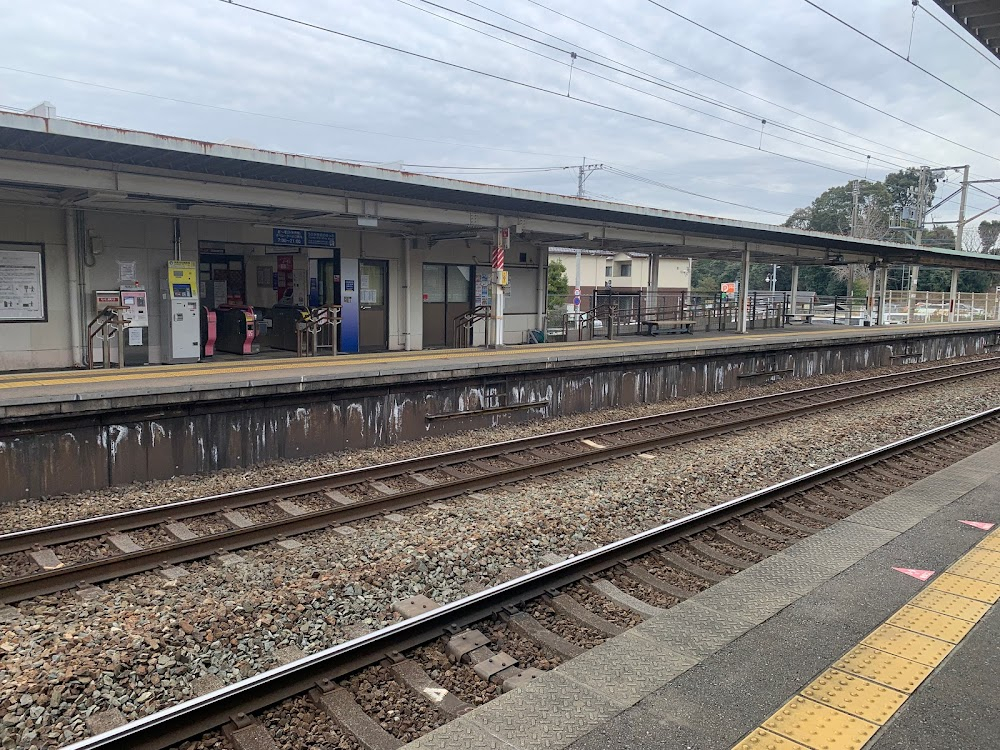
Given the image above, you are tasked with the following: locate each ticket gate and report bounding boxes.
[215,305,270,355]
[200,307,217,358]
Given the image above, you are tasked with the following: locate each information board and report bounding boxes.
[0,244,46,322]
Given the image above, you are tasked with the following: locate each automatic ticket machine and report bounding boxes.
[160,260,201,364]
[93,286,149,366]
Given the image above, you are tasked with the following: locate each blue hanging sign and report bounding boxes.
[306,230,337,247]
[272,228,305,246]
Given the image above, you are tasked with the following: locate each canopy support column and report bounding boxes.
[737,245,751,334]
[949,269,960,322]
[789,264,799,319]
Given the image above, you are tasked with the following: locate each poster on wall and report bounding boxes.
[0,244,46,322]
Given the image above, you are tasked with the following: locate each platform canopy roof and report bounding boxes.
[1,111,1000,271]
[933,1,1000,61]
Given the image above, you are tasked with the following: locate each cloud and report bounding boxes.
[1,0,997,227]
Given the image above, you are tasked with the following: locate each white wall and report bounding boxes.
[549,251,690,291]
[0,206,549,368]
[0,205,72,371]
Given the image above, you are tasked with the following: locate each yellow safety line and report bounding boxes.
[0,322,986,391]
[733,527,1000,750]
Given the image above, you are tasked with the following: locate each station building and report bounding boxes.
[3,109,1000,372]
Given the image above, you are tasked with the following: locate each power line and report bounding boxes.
[405,0,911,171]
[801,0,1000,120]
[601,166,791,217]
[0,65,584,161]
[212,0,871,180]
[644,0,1000,164]
[916,1,1000,75]
[511,0,943,169]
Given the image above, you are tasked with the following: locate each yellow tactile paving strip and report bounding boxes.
[733,528,1000,750]
[0,322,988,393]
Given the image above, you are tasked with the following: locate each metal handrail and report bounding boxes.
[453,305,490,348]
[297,305,341,356]
[87,306,129,370]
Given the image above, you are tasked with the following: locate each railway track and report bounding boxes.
[60,405,1000,750]
[3,356,1000,605]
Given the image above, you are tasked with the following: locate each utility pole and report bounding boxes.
[955,165,970,252]
[906,167,930,324]
[575,159,603,313]
[848,179,862,297]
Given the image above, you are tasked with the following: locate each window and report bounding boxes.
[616,262,632,277]
[605,265,613,278]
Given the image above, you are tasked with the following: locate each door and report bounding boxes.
[317,255,342,350]
[358,259,388,352]
[422,263,474,348]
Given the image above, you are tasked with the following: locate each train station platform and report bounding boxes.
[2,320,999,416]
[404,441,1000,750]
[4,320,1000,502]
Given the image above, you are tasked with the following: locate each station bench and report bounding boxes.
[783,313,815,324]
[640,319,695,335]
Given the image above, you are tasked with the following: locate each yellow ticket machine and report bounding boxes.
[160,260,200,364]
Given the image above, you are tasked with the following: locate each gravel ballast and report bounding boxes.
[2,362,1000,748]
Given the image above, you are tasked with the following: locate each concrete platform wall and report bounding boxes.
[2,328,998,502]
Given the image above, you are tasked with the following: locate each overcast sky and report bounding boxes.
[2,0,999,229]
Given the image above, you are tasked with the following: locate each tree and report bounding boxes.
[978,220,1000,254]
[546,259,570,319]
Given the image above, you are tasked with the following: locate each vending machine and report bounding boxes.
[119,284,149,366]
[160,260,200,364]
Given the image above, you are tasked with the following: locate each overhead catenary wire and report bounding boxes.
[211,0,874,180]
[500,0,945,170]
[600,166,791,217]
[644,0,1000,164]
[403,0,910,172]
[800,0,1000,120]
[520,0,954,171]
[0,66,585,162]
[915,1,1000,75]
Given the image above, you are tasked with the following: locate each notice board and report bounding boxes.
[0,243,46,322]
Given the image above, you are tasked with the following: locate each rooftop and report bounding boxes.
[1,110,998,271]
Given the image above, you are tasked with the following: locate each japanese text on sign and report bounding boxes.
[0,246,46,321]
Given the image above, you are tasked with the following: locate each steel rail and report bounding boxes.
[2,359,1000,603]
[3,356,998,558]
[61,406,1000,750]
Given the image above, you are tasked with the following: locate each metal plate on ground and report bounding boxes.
[556,631,697,708]
[470,670,620,750]
[887,605,976,644]
[401,716,518,749]
[908,588,990,623]
[690,575,801,625]
[833,645,934,694]
[722,552,840,596]
[928,572,1000,603]
[632,601,756,660]
[473,652,517,681]
[861,624,953,668]
[843,496,944,533]
[762,696,879,750]
[800,668,907,724]
[774,523,898,572]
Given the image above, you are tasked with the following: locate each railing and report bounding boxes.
[87,306,130,370]
[296,305,342,356]
[454,305,490,348]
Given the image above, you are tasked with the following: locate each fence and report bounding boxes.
[540,291,789,341]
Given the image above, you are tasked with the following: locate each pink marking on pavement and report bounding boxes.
[893,567,935,581]
[959,520,995,531]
